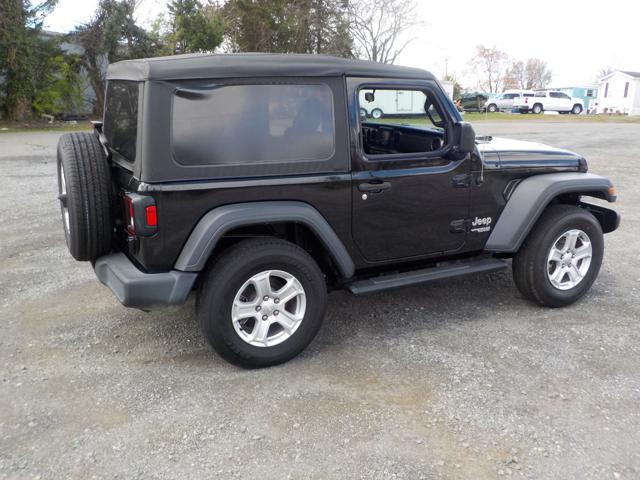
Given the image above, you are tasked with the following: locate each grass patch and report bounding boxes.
[461,112,640,123]
[369,112,640,128]
[0,120,92,133]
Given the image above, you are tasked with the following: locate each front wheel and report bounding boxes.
[197,238,327,368]
[371,108,384,119]
[512,205,604,308]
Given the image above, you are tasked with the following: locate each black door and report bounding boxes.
[349,80,470,262]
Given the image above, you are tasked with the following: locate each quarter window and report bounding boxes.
[172,84,335,166]
[104,81,139,163]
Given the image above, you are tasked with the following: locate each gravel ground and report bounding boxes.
[1,122,639,480]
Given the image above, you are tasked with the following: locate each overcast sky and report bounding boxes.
[45,0,640,88]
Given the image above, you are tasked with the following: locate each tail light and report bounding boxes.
[123,192,157,236]
[524,98,529,104]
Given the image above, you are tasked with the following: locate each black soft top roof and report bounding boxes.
[106,53,435,82]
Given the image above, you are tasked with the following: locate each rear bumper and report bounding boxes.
[94,253,197,310]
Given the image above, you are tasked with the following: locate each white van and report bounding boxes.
[359,89,426,119]
[485,90,535,112]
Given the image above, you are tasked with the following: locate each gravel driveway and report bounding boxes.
[1,122,638,479]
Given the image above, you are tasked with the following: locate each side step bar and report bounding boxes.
[345,258,508,295]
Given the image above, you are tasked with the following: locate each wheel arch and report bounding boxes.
[485,173,617,253]
[174,201,355,278]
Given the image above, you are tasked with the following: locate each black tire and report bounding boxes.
[532,103,543,114]
[487,103,498,113]
[56,132,114,261]
[512,204,604,308]
[197,238,328,368]
[371,108,384,119]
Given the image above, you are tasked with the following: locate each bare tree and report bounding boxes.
[597,66,614,80]
[469,45,508,93]
[348,0,422,64]
[503,57,552,90]
[524,58,552,89]
[503,60,525,89]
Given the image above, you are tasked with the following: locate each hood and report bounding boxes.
[476,136,585,170]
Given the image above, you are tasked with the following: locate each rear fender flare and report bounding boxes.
[485,173,616,252]
[174,201,355,278]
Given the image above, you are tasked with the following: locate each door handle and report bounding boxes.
[358,181,391,193]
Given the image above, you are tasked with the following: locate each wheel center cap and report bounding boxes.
[261,299,275,316]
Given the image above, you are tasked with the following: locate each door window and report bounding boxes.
[358,87,448,157]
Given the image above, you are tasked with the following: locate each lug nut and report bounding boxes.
[262,315,268,321]
[263,296,269,301]
[274,298,280,304]
[274,310,279,316]
[255,306,261,312]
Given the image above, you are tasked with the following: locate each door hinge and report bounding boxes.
[452,173,472,188]
[449,219,468,233]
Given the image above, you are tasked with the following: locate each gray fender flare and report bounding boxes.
[485,173,615,252]
[174,201,355,278]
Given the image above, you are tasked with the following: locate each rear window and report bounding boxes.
[171,83,334,166]
[104,81,139,162]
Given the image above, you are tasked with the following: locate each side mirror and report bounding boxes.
[364,92,375,102]
[456,121,476,154]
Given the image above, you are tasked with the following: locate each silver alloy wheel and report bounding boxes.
[547,229,593,290]
[58,162,70,236]
[371,108,383,119]
[231,270,306,347]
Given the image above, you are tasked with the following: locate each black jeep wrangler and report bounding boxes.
[56,53,620,367]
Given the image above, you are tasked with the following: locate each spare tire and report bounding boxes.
[56,132,114,261]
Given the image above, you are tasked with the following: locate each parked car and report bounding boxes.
[458,92,488,112]
[56,54,619,368]
[484,90,535,112]
[514,90,584,114]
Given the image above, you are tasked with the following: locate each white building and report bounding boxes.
[595,70,640,115]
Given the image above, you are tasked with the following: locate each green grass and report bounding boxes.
[461,112,640,123]
[372,112,640,125]
[0,121,92,133]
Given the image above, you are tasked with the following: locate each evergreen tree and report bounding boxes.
[223,0,353,57]
[0,0,58,120]
[167,0,224,54]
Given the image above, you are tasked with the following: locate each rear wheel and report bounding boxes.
[571,104,583,114]
[197,238,327,368]
[512,205,604,307]
[487,103,498,113]
[532,103,543,114]
[56,132,114,261]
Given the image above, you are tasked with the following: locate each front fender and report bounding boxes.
[485,173,616,252]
